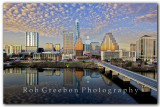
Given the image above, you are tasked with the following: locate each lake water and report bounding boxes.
[3,68,157,104]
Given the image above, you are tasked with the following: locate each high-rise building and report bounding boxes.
[130,44,136,61]
[101,33,119,61]
[55,44,60,51]
[84,36,91,55]
[62,31,74,60]
[101,32,119,51]
[76,37,83,56]
[25,32,39,52]
[75,19,80,47]
[44,43,53,52]
[136,35,157,62]
[5,45,22,55]
[90,42,101,55]
[130,43,136,52]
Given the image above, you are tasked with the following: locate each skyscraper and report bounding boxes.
[136,35,157,62]
[25,32,39,52]
[101,32,119,61]
[84,36,91,55]
[101,32,119,51]
[76,37,83,56]
[75,19,80,47]
[62,31,74,60]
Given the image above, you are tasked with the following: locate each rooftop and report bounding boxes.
[142,35,151,37]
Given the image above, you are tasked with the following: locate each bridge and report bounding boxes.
[96,61,157,92]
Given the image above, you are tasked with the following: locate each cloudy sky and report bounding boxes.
[3,3,157,50]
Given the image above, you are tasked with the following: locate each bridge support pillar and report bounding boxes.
[123,76,130,83]
[141,85,151,92]
[105,67,110,75]
[137,82,151,93]
[112,71,118,76]
[112,71,118,78]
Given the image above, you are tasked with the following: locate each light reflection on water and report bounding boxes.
[3,67,156,104]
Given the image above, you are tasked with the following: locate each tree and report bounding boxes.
[125,61,132,67]
[111,58,123,65]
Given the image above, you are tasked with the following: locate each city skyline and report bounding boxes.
[3,3,157,50]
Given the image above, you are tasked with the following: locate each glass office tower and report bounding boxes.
[25,32,39,52]
[75,19,80,47]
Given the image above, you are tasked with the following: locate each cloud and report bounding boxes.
[76,5,85,12]
[80,6,85,10]
[113,3,118,9]
[134,13,157,23]
[3,3,157,40]
[40,3,44,6]
[64,4,68,7]
[3,3,13,11]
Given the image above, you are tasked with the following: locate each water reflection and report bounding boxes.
[4,68,22,74]
[3,67,156,104]
[136,71,157,80]
[63,68,76,87]
[26,68,38,86]
[101,74,112,86]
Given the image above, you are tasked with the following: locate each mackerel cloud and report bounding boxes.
[3,3,157,38]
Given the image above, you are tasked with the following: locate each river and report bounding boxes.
[3,68,157,104]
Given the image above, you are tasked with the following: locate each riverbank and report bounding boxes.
[4,61,100,69]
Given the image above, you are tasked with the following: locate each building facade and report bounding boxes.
[101,50,136,61]
[44,43,53,52]
[130,43,136,51]
[101,50,122,61]
[76,37,83,56]
[84,36,91,55]
[130,43,136,61]
[90,42,101,56]
[62,31,74,60]
[122,50,136,61]
[55,44,60,51]
[136,35,157,62]
[33,52,60,61]
[25,32,39,52]
[101,32,119,51]
[75,19,80,47]
[5,45,22,55]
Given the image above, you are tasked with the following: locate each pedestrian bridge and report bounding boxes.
[96,61,157,92]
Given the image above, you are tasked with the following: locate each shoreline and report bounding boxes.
[3,61,101,70]
[3,61,156,73]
